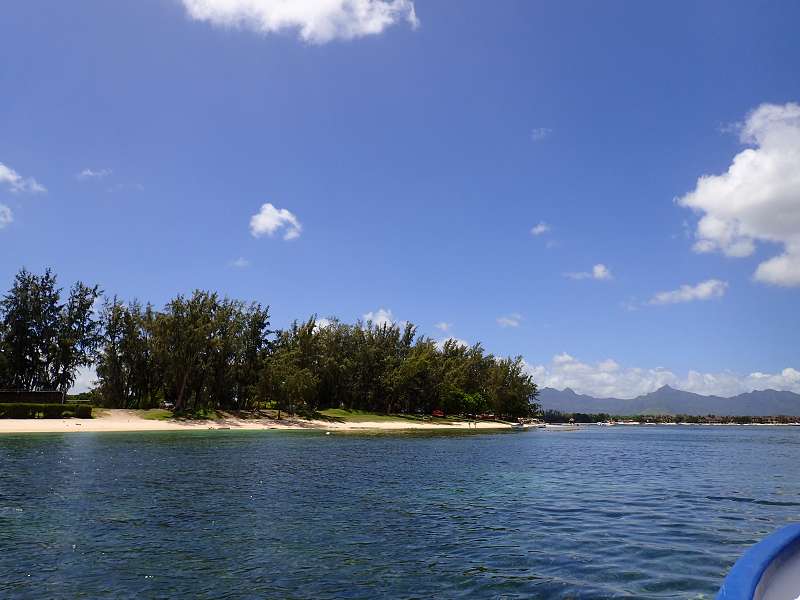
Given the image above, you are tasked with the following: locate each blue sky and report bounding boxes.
[1,0,799,397]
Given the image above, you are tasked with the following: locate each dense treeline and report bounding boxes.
[542,410,800,424]
[1,269,539,418]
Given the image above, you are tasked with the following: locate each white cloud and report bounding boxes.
[229,257,250,268]
[436,336,469,351]
[69,366,97,394]
[434,321,452,333]
[526,353,800,398]
[314,317,333,330]
[0,205,12,229]
[180,0,419,44]
[497,313,522,328]
[530,127,552,141]
[250,203,302,240]
[77,168,112,180]
[0,162,46,193]
[565,263,612,280]
[679,102,800,287]
[650,279,728,305]
[530,221,550,236]
[592,264,612,280]
[363,307,395,327]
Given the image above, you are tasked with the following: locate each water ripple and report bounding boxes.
[0,426,799,598]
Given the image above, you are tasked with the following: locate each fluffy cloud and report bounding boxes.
[250,203,302,240]
[0,162,46,193]
[497,313,522,328]
[526,353,800,398]
[363,307,395,327]
[650,279,728,305]
[434,322,452,332]
[530,127,552,141]
[77,168,112,180]
[0,204,12,229]
[679,102,800,286]
[180,0,419,44]
[565,263,612,281]
[530,221,550,236]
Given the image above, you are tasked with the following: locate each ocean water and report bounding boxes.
[1,426,799,599]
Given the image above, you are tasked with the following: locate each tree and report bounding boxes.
[0,268,100,394]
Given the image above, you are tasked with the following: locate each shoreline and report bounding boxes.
[0,409,515,434]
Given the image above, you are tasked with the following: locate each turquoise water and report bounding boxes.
[1,426,799,599]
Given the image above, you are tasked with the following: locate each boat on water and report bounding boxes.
[544,424,581,431]
[717,523,800,599]
[511,419,546,430]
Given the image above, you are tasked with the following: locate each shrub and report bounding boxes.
[73,405,93,418]
[0,403,36,418]
[0,403,91,419]
[41,404,65,419]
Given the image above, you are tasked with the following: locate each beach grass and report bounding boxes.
[139,409,174,421]
[318,408,462,424]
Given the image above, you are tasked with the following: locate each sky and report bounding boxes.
[1,0,799,398]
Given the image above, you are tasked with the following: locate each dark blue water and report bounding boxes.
[1,426,799,599]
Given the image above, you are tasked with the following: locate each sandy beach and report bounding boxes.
[0,409,514,434]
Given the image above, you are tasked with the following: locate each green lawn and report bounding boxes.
[138,408,232,421]
[317,408,462,424]
[138,408,174,421]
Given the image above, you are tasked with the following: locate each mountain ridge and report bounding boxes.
[537,386,800,416]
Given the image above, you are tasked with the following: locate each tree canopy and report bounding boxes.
[0,269,539,418]
[0,268,101,394]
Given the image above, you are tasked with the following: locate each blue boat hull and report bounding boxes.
[717,524,800,600]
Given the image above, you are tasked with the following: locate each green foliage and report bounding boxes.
[0,268,101,392]
[138,409,172,421]
[72,404,92,418]
[0,403,38,418]
[250,317,539,418]
[0,403,91,419]
[94,307,538,418]
[1,268,540,419]
[99,308,540,417]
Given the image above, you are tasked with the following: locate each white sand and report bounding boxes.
[0,409,512,434]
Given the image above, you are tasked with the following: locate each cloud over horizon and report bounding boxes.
[180,0,419,44]
[679,102,800,286]
[526,353,800,399]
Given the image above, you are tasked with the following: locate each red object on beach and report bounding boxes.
[432,409,445,417]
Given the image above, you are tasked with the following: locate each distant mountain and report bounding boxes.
[538,385,800,416]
